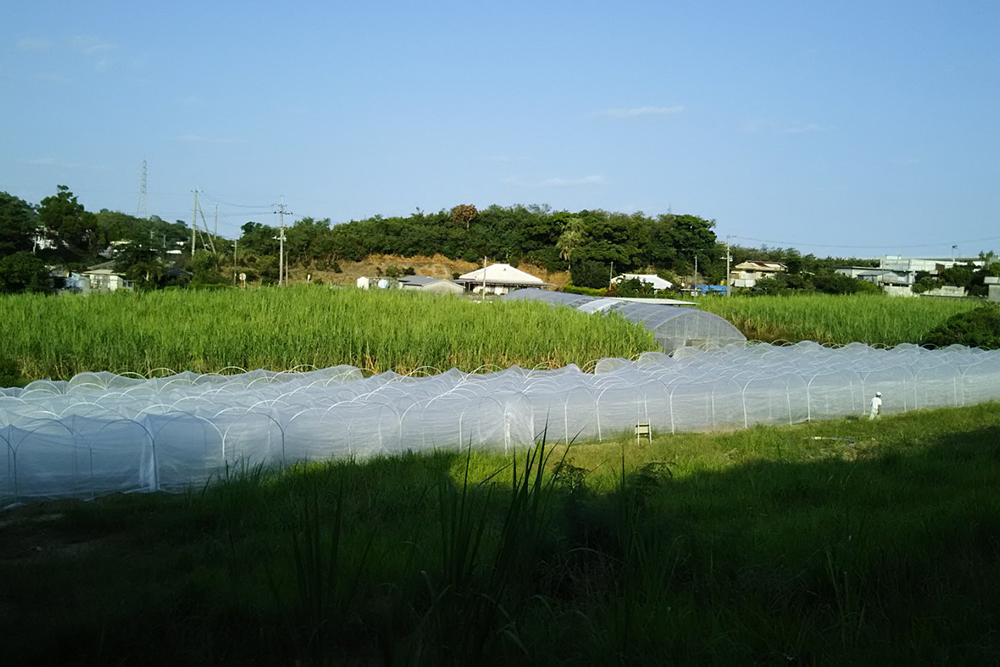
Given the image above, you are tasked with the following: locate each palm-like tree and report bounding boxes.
[556,217,585,270]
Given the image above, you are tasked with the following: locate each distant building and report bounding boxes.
[836,255,986,295]
[80,261,133,292]
[879,255,984,278]
[457,263,546,295]
[922,285,967,298]
[397,275,465,295]
[987,276,1000,303]
[835,266,908,286]
[730,261,786,288]
[611,273,673,291]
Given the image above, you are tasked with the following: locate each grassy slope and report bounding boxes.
[695,293,978,346]
[2,404,999,665]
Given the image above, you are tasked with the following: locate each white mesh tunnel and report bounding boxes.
[502,288,747,353]
[3,343,1000,503]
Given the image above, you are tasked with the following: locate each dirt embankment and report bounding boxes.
[287,254,570,288]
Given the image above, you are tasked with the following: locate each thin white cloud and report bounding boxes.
[483,155,530,163]
[18,38,50,51]
[178,134,245,145]
[597,106,683,118]
[778,123,832,135]
[72,35,118,71]
[72,35,117,56]
[541,175,606,187]
[505,175,607,188]
[742,119,833,135]
[38,72,69,85]
[28,157,108,171]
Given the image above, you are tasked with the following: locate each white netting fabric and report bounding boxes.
[2,342,999,502]
[502,288,747,352]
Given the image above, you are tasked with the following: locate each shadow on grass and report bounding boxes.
[2,418,1000,665]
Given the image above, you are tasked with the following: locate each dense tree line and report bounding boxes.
[2,185,992,296]
[0,186,203,292]
[238,204,722,288]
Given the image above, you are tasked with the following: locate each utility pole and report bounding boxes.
[196,204,216,254]
[274,197,291,286]
[233,238,238,287]
[277,228,286,286]
[723,235,733,296]
[693,255,698,285]
[191,189,199,257]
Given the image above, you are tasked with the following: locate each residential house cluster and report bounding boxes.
[835,255,986,297]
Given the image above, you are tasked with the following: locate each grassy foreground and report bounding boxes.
[695,293,978,346]
[2,404,999,665]
[0,287,655,381]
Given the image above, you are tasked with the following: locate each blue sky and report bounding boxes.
[2,1,998,258]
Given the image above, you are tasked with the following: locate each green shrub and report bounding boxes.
[921,304,1000,349]
[0,355,25,387]
[0,252,50,294]
[812,271,881,295]
[570,260,608,289]
[562,285,606,297]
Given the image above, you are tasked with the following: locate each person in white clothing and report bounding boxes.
[869,391,882,420]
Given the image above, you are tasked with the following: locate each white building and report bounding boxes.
[611,273,673,291]
[457,263,546,295]
[730,261,786,288]
[79,262,133,292]
[987,276,1000,303]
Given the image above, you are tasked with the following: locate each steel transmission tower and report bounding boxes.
[136,159,149,219]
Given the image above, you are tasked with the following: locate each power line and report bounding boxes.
[731,234,1000,251]
[199,191,275,210]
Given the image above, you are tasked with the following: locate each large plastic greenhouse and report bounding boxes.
[4,342,1000,504]
[502,288,746,353]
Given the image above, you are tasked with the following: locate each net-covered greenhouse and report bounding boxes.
[3,342,1000,503]
[502,288,746,353]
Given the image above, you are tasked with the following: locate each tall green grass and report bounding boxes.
[0,287,657,380]
[694,293,978,345]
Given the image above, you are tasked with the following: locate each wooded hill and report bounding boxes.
[239,204,720,288]
[1,187,884,291]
